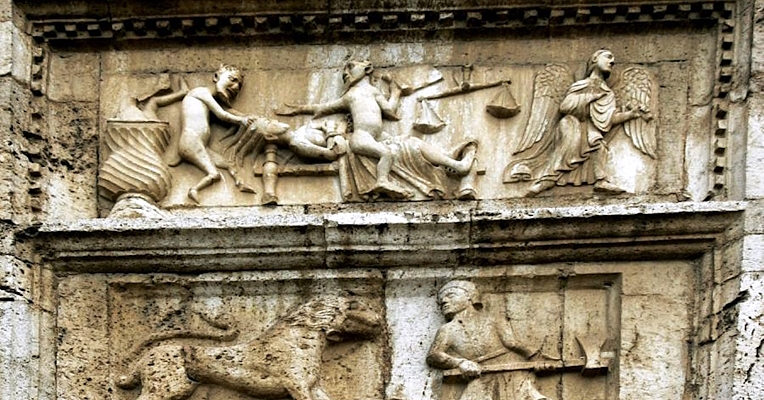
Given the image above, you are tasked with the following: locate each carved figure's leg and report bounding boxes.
[349,130,392,182]
[178,132,222,203]
[289,140,339,161]
[134,346,199,400]
[209,148,255,193]
[262,144,279,205]
[349,130,410,197]
[590,143,625,194]
[418,141,477,177]
[520,378,551,400]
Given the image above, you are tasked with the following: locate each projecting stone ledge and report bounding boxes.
[26,201,745,273]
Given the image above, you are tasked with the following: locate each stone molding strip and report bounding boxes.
[26,201,745,273]
[27,2,732,43]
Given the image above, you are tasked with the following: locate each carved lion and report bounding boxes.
[116,295,382,400]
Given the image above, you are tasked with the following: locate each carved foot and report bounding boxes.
[525,180,555,197]
[446,141,479,177]
[593,180,626,194]
[235,180,257,194]
[456,187,477,200]
[262,193,279,205]
[188,189,200,204]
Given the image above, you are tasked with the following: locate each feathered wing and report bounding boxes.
[503,64,573,183]
[613,67,657,159]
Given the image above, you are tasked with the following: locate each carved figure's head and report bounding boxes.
[438,280,482,320]
[214,64,243,106]
[342,59,373,87]
[251,117,291,141]
[587,49,614,79]
[284,295,382,341]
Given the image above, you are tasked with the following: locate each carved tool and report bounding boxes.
[413,99,446,134]
[442,336,611,379]
[419,64,511,101]
[419,79,510,101]
[377,65,444,96]
[486,81,520,118]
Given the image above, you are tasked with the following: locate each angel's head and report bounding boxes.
[587,49,614,79]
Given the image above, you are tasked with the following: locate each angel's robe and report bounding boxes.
[538,75,616,186]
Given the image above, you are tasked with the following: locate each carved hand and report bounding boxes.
[275,103,305,116]
[331,137,348,156]
[637,105,654,121]
[458,359,481,379]
[240,116,255,127]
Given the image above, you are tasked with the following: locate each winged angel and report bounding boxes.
[504,49,657,197]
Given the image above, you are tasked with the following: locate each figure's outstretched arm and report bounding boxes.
[276,97,347,118]
[195,91,251,126]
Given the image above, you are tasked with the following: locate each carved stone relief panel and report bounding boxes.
[56,271,387,400]
[52,258,702,400]
[384,261,695,400]
[94,29,720,214]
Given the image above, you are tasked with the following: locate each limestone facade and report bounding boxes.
[0,0,762,399]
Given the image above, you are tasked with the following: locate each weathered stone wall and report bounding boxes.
[0,0,761,399]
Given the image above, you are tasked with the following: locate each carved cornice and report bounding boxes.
[27,201,745,273]
[27,2,732,45]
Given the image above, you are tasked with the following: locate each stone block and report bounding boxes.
[0,300,40,400]
[11,23,32,83]
[0,255,32,301]
[712,274,742,315]
[746,96,764,199]
[717,238,743,283]
[709,329,737,399]
[0,21,11,77]
[744,200,764,234]
[733,272,764,398]
[742,235,764,272]
[47,52,100,102]
[56,276,111,399]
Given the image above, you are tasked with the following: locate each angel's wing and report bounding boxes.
[514,64,573,155]
[614,67,657,159]
[503,64,572,183]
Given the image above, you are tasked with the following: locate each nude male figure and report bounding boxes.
[172,64,254,203]
[278,60,478,198]
[277,59,410,197]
